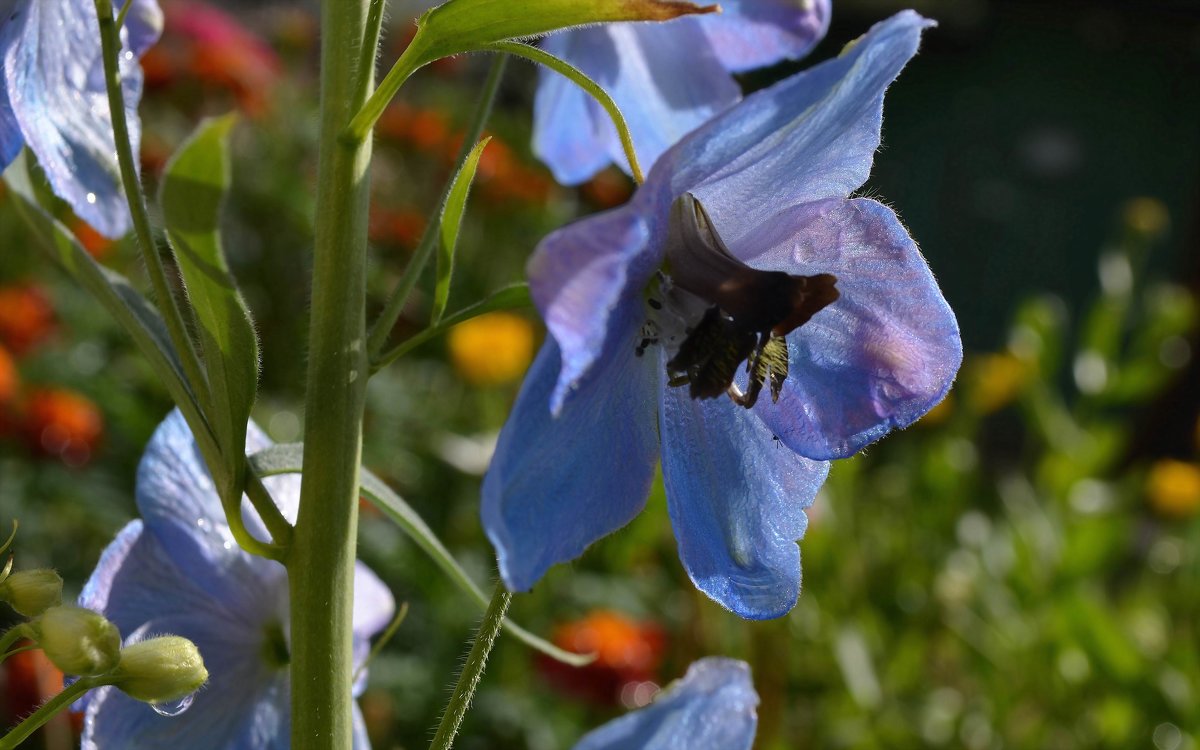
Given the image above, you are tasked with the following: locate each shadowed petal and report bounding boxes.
[134,412,286,612]
[122,0,163,57]
[652,11,933,250]
[697,0,831,72]
[742,198,961,459]
[528,207,656,410]
[532,30,620,185]
[483,327,660,593]
[2,0,149,237]
[659,381,829,619]
[572,658,758,750]
[535,20,738,184]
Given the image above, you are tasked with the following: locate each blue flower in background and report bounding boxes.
[485,12,961,619]
[77,411,395,748]
[533,0,831,184]
[0,0,161,237]
[572,658,757,750]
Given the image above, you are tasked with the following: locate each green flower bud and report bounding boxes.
[113,636,208,704]
[0,568,63,617]
[36,605,121,676]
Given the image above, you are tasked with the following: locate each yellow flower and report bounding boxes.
[448,312,536,386]
[1146,459,1200,518]
[966,352,1030,415]
[1123,197,1169,238]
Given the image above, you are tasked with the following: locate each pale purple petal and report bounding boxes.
[2,0,150,237]
[483,329,660,593]
[528,206,656,410]
[697,0,831,72]
[121,0,163,57]
[572,658,758,750]
[651,11,933,250]
[741,198,961,459]
[659,380,828,619]
[535,19,739,184]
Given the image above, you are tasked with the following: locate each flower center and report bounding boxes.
[261,621,291,669]
[640,194,839,409]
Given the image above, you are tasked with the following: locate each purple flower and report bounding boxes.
[484,12,961,619]
[533,0,831,184]
[571,658,758,750]
[77,411,395,748]
[0,0,161,237]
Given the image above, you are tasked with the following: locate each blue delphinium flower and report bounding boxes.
[533,0,831,184]
[571,658,757,750]
[77,411,395,748]
[0,0,161,237]
[484,11,961,619]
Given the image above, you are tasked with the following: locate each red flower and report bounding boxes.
[20,388,104,467]
[537,610,665,706]
[0,285,55,356]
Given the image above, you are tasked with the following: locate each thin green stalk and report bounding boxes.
[92,0,210,412]
[0,625,31,658]
[485,41,644,183]
[366,54,508,359]
[0,676,104,750]
[345,42,427,143]
[286,0,374,744]
[429,584,512,750]
[94,0,283,561]
[245,471,293,548]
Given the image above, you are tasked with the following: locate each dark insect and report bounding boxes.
[663,193,838,409]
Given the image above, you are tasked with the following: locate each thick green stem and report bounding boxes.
[0,676,103,750]
[429,584,511,750]
[366,54,508,360]
[286,0,374,745]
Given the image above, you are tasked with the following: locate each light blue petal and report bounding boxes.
[527,206,656,410]
[135,411,287,614]
[659,377,829,619]
[739,198,962,459]
[121,0,163,58]
[2,0,148,237]
[535,20,739,184]
[482,327,660,593]
[351,561,394,697]
[652,11,933,250]
[78,523,291,749]
[532,30,619,185]
[697,0,831,72]
[572,658,758,750]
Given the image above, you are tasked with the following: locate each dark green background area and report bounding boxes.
[780,0,1200,350]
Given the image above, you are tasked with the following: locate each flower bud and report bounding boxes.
[113,636,208,704]
[0,568,63,617]
[36,605,121,676]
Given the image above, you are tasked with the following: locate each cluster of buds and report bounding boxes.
[0,532,207,712]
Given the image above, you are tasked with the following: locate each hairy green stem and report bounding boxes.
[366,54,508,360]
[286,0,374,744]
[429,584,512,750]
[0,625,31,658]
[0,676,104,750]
[94,0,284,561]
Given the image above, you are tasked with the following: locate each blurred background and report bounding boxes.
[1,0,1199,747]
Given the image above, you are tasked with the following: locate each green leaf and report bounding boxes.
[372,282,532,372]
[247,444,592,667]
[159,114,260,492]
[433,137,490,325]
[1,160,213,449]
[347,0,716,141]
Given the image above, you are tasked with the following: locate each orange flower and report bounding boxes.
[70,219,115,260]
[447,312,536,386]
[0,345,15,408]
[3,648,76,740]
[368,207,425,250]
[20,388,104,467]
[537,610,665,706]
[0,285,55,356]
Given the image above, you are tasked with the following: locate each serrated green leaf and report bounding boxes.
[433,137,490,325]
[159,114,260,492]
[2,160,214,450]
[248,444,592,667]
[373,282,532,372]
